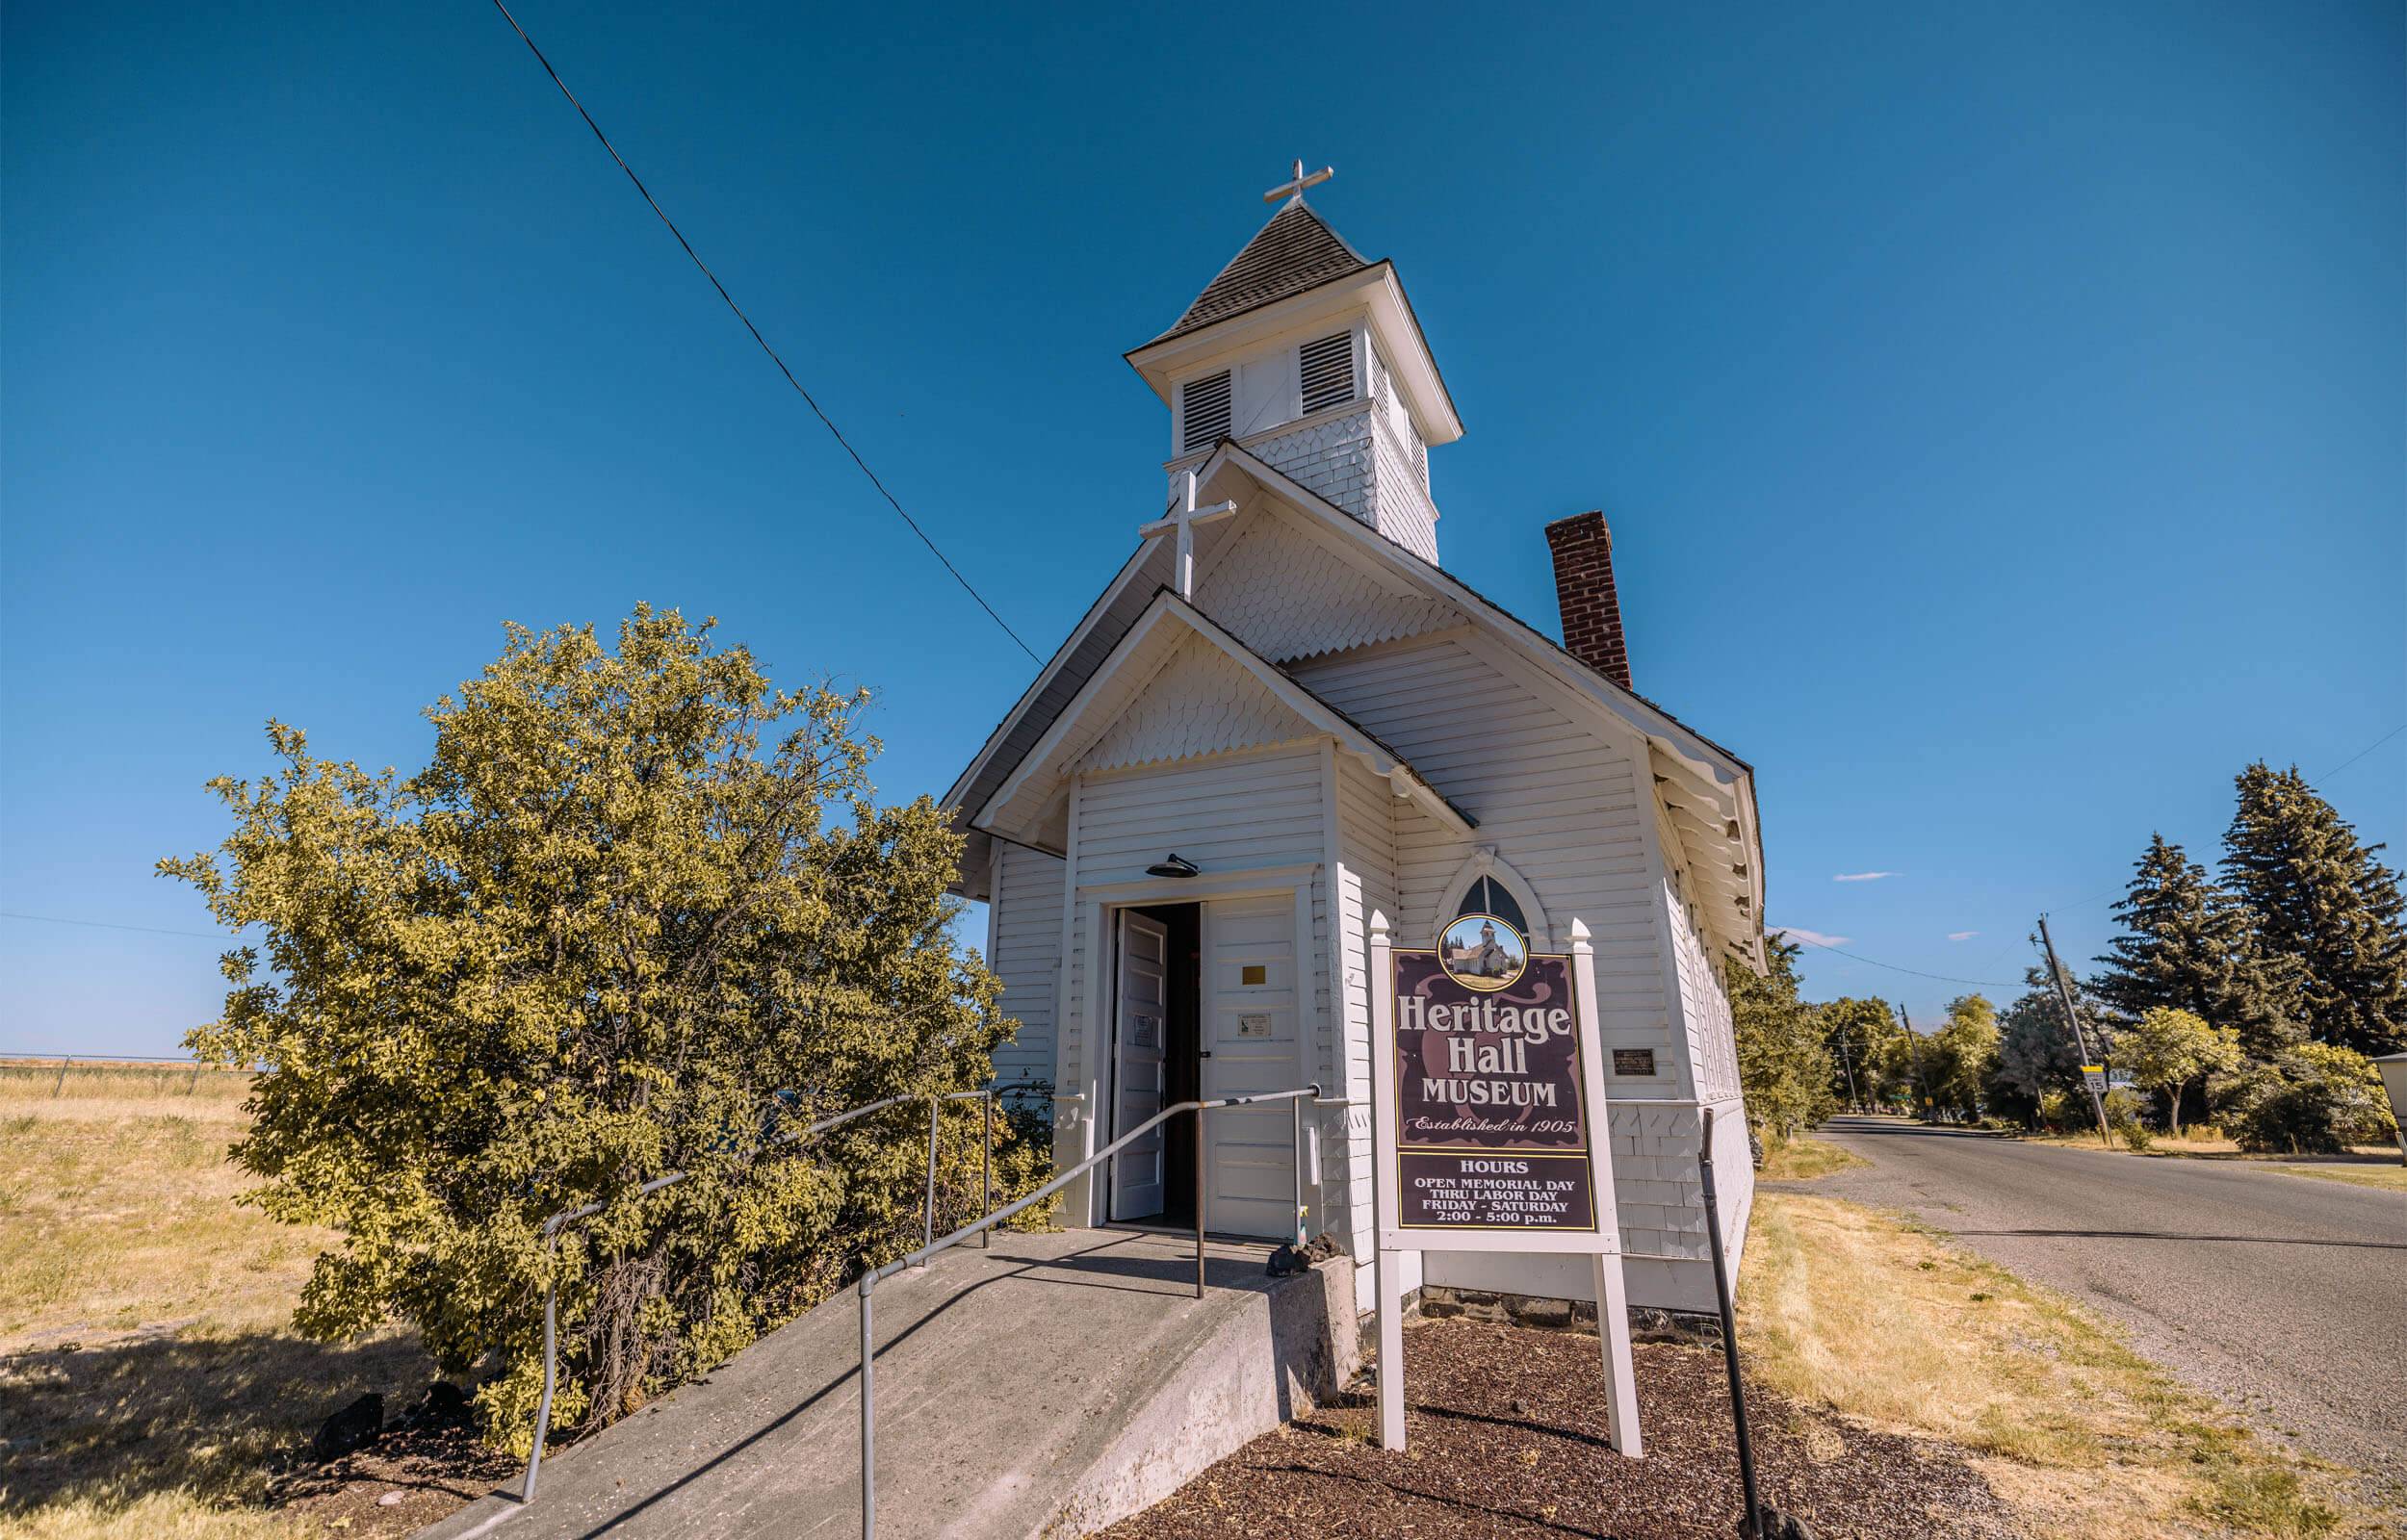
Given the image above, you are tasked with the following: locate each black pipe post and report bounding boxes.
[1698,1108,1764,1538]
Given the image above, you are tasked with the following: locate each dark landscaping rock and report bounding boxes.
[1267,1245,1308,1278]
[310,1393,384,1463]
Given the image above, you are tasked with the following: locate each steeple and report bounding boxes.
[1152,197,1370,346]
[1124,165,1463,565]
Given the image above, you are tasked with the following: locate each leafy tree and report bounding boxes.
[2221,763,2407,1055]
[1816,996,1897,1109]
[1922,993,2002,1122]
[2094,834,2295,1058]
[2117,1008,2241,1137]
[165,607,1031,1450]
[2218,1042,2398,1155]
[1727,938,1836,1141]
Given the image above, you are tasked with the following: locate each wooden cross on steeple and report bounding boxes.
[1263,159,1334,205]
[1138,470,1239,598]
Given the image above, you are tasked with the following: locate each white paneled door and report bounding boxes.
[1110,911,1171,1221]
[1200,893,1303,1239]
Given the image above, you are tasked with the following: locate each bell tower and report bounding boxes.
[1124,165,1464,567]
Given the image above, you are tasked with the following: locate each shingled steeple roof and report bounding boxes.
[1152,199,1371,344]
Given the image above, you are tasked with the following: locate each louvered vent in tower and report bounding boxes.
[1299,332,1356,415]
[1180,372,1231,453]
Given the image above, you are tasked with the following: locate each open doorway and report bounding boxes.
[1107,902,1200,1227]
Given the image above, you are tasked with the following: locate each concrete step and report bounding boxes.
[421,1229,1357,1540]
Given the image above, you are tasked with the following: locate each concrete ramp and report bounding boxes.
[422,1230,1358,1540]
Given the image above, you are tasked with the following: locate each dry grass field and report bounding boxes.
[0,1063,435,1539]
[1,1067,2385,1539]
[1755,1133,1871,1182]
[1740,1194,2383,1538]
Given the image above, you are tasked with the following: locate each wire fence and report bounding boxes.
[0,1050,251,1097]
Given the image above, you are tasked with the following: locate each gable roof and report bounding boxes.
[973,589,1475,844]
[942,446,1766,970]
[1152,199,1371,345]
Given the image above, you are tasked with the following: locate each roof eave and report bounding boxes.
[1124,264,1463,446]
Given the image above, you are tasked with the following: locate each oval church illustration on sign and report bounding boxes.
[1392,916,1597,1232]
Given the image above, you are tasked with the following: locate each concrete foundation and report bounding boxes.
[418,1229,1357,1540]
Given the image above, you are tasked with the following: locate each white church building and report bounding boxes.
[945,174,1767,1318]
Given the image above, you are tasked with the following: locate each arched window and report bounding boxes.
[1438,849,1549,946]
[1452,874,1528,936]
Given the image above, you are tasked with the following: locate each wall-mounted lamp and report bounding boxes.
[1145,853,1201,879]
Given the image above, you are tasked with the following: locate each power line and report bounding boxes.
[485,0,1040,664]
[1,911,227,941]
[2308,722,2407,787]
[1771,930,2021,988]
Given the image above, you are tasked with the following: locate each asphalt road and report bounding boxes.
[1806,1116,2407,1477]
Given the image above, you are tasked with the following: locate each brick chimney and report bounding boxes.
[1544,511,1632,691]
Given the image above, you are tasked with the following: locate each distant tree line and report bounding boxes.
[1729,762,2404,1155]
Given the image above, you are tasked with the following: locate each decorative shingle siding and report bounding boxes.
[1368,410,1439,564]
[1251,407,1374,524]
[1079,633,1310,775]
[1193,505,1459,663]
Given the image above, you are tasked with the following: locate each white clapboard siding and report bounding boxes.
[1288,632,1677,1095]
[989,843,1064,1092]
[1080,634,1307,775]
[1192,503,1459,664]
[1060,745,1330,1096]
[1330,755,1397,1262]
[1668,877,1741,1103]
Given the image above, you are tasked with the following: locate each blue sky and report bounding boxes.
[5,1,2401,1055]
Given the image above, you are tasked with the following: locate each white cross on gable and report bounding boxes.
[1137,471,1239,599]
[1263,159,1334,205]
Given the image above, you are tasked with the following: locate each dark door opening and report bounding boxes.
[1113,901,1200,1226]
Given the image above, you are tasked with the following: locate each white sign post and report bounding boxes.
[1368,910,1642,1456]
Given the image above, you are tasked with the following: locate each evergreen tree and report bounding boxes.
[2221,763,2407,1055]
[1993,966,2099,1107]
[2093,834,2295,1059]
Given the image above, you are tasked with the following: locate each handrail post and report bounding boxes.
[523,1227,563,1502]
[1193,1105,1206,1299]
[1289,1094,1306,1246]
[980,1090,995,1250]
[921,1096,941,1253]
[858,1271,876,1540]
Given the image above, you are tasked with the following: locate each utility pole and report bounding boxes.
[2035,915,2114,1148]
[1834,1025,1860,1111]
[1893,1002,1935,1120]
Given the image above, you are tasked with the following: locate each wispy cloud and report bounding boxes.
[1771,925,1851,948]
[1831,871,1901,883]
[1947,931,1979,941]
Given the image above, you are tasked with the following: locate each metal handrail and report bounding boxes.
[853,1084,1332,1539]
[519,1078,1054,1502]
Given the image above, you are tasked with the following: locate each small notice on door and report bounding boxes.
[1612,1048,1655,1076]
[1130,1014,1159,1049]
[1237,1013,1273,1039]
